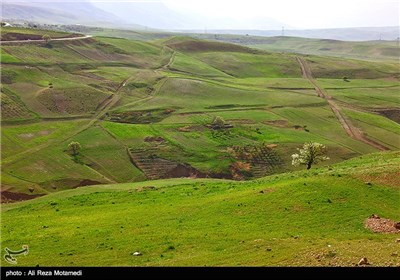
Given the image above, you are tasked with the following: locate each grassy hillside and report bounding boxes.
[1,28,399,198]
[83,27,400,62]
[1,151,399,266]
[1,27,399,268]
[245,36,399,62]
[1,26,81,41]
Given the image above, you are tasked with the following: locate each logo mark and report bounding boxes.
[4,245,29,264]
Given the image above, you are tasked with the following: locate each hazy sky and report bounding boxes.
[87,0,399,28]
[165,0,399,28]
[7,0,398,28]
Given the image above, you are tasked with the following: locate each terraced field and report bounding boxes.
[1,26,399,268]
[1,27,399,200]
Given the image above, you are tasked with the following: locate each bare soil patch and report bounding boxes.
[167,40,259,53]
[365,214,400,233]
[177,125,204,133]
[1,190,44,203]
[108,108,175,124]
[74,179,102,188]
[1,33,81,41]
[144,136,165,143]
[374,108,400,124]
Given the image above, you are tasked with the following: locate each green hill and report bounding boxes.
[1,151,399,266]
[1,27,399,197]
[1,27,399,268]
[243,36,399,62]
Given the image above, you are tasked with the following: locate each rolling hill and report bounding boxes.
[1,27,399,267]
[1,151,399,266]
[1,27,399,199]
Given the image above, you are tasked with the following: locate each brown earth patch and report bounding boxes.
[292,125,305,130]
[365,214,400,233]
[1,33,43,41]
[263,120,306,131]
[108,108,175,124]
[73,179,102,188]
[136,186,157,192]
[178,126,192,132]
[229,144,284,178]
[167,39,260,53]
[144,136,165,143]
[165,164,205,178]
[1,33,81,41]
[1,191,44,203]
[37,87,110,115]
[177,125,205,132]
[374,108,400,124]
[40,178,103,190]
[266,144,278,148]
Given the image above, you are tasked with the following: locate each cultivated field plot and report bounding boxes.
[1,27,399,203]
[1,26,399,269]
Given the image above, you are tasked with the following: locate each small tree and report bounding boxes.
[42,34,51,44]
[291,142,329,170]
[212,116,226,128]
[67,141,81,156]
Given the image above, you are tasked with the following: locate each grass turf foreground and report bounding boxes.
[1,151,399,267]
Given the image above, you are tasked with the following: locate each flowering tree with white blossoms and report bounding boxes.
[291,142,329,170]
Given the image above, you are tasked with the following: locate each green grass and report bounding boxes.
[101,122,157,142]
[1,28,398,198]
[305,56,399,79]
[193,52,301,78]
[326,86,400,109]
[169,52,231,78]
[343,109,400,149]
[248,36,399,62]
[132,77,322,113]
[2,144,108,194]
[1,120,87,158]
[316,78,399,89]
[1,151,399,266]
[69,126,145,183]
[216,77,314,89]
[272,106,376,154]
[0,48,20,63]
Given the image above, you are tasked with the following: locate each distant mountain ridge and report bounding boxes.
[0,1,141,28]
[188,26,400,41]
[1,1,398,41]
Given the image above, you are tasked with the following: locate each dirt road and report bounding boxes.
[296,56,389,151]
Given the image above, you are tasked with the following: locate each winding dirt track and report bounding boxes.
[2,49,174,167]
[296,57,389,151]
